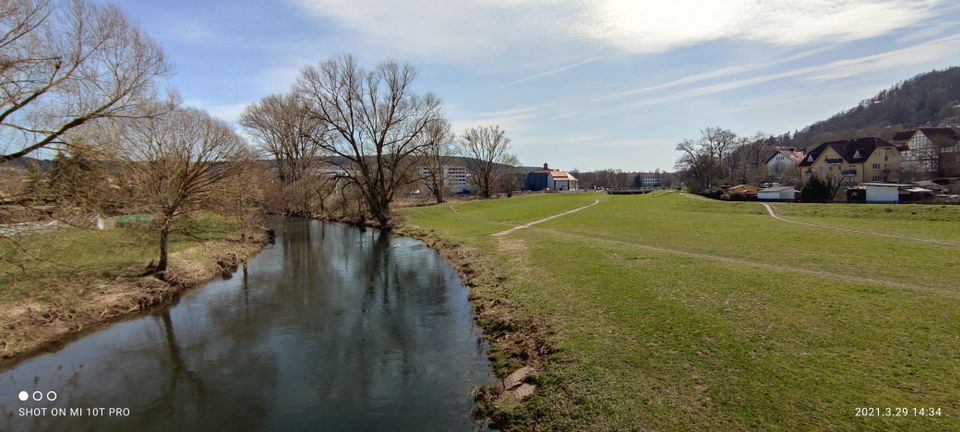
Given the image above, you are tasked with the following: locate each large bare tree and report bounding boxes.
[296,54,444,227]
[240,92,329,216]
[118,106,252,273]
[675,127,745,191]
[0,0,170,163]
[459,125,511,198]
[415,118,453,204]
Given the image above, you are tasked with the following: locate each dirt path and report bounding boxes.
[758,202,960,248]
[538,228,955,297]
[492,199,600,237]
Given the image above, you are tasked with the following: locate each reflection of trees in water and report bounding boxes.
[317,224,480,411]
[0,219,488,431]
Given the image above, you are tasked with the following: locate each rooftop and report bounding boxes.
[799,137,894,167]
[760,186,796,192]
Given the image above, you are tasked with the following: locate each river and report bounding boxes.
[0,218,494,431]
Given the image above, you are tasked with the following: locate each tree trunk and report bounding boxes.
[157,227,170,272]
[372,199,390,228]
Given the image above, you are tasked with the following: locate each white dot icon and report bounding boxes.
[18,391,28,402]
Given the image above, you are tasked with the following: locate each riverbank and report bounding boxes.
[395,193,602,429]
[392,224,555,428]
[399,191,960,431]
[0,217,269,367]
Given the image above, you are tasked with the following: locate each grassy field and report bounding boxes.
[0,214,262,362]
[772,201,960,243]
[0,215,240,304]
[400,192,960,431]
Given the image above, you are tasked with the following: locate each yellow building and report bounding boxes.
[799,137,901,185]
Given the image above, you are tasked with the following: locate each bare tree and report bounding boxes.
[700,127,743,170]
[727,133,770,184]
[675,127,745,191]
[415,118,453,203]
[460,125,511,198]
[496,153,523,197]
[240,92,329,216]
[675,138,716,192]
[117,106,252,273]
[0,0,171,163]
[296,54,444,227]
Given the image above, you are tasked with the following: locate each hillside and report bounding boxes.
[777,67,960,150]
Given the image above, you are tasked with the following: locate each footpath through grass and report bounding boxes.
[400,191,960,431]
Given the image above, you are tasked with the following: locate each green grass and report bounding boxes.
[401,192,599,243]
[400,191,960,431]
[0,214,240,305]
[772,202,960,243]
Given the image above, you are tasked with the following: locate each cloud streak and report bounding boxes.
[449,106,538,134]
[503,58,598,87]
[619,33,960,109]
[601,47,832,100]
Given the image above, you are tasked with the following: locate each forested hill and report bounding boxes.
[775,67,960,150]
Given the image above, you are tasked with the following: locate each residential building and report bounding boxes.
[799,137,901,185]
[525,163,579,191]
[442,165,471,193]
[418,164,473,194]
[632,172,662,188]
[890,127,960,178]
[765,147,804,177]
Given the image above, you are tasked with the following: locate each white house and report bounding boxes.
[862,182,910,203]
[765,148,804,176]
[758,186,796,201]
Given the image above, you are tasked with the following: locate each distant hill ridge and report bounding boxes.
[776,66,960,150]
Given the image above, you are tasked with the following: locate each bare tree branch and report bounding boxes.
[0,0,170,163]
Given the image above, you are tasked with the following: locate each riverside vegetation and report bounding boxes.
[0,214,267,364]
[399,191,960,431]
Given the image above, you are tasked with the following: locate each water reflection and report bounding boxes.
[0,218,493,431]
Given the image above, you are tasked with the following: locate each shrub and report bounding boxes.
[801,175,837,202]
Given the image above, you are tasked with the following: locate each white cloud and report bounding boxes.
[290,0,943,63]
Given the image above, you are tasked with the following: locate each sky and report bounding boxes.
[117,0,960,171]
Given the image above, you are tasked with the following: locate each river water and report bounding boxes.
[0,218,494,431]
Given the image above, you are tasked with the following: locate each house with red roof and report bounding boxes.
[525,163,579,191]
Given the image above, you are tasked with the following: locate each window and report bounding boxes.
[872,175,881,181]
[872,163,881,171]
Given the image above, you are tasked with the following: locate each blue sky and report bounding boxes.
[119,0,960,171]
